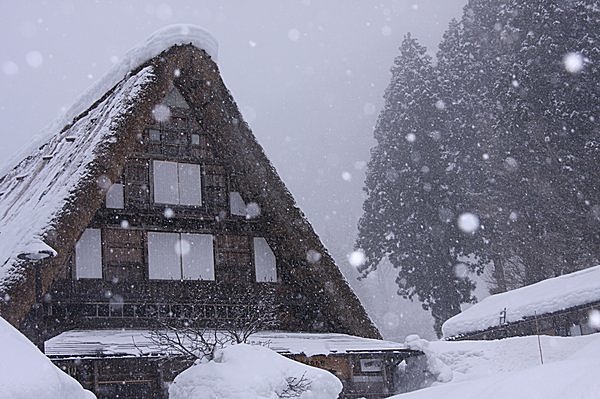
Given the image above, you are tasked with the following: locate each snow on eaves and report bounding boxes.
[0,24,218,179]
[45,330,412,358]
[442,265,600,337]
[0,66,155,292]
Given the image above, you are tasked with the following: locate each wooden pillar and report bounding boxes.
[156,362,167,399]
[92,361,99,393]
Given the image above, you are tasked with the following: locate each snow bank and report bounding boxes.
[0,316,95,399]
[442,265,600,337]
[168,344,343,399]
[403,335,452,383]
[0,24,217,179]
[388,334,600,399]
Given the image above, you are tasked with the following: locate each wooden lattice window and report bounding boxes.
[203,164,228,211]
[123,160,149,208]
[216,234,253,282]
[102,228,144,282]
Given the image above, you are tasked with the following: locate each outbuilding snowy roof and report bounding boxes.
[45,330,414,358]
[442,265,600,338]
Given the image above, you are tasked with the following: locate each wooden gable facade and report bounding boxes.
[0,37,423,399]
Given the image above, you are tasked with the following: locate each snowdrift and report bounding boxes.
[0,316,95,399]
[168,343,343,399]
[388,334,600,399]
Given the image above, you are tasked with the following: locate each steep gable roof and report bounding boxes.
[0,25,380,339]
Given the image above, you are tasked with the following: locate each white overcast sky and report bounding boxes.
[0,0,467,338]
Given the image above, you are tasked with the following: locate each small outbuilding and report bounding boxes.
[443,265,600,340]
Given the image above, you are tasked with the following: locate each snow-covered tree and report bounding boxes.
[357,34,476,337]
[358,0,600,335]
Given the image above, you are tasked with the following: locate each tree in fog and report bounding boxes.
[356,34,476,337]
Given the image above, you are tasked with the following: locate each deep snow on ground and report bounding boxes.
[389,333,600,399]
[169,343,343,399]
[0,316,95,399]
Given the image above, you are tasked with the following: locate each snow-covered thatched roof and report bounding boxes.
[442,265,600,338]
[0,25,380,339]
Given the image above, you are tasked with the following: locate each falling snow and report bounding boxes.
[457,213,480,234]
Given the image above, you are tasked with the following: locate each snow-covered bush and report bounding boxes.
[0,316,95,399]
[168,343,343,399]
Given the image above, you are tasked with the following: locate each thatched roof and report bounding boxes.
[0,26,380,339]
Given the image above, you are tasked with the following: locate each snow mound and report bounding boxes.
[404,335,452,383]
[442,265,600,337]
[0,23,217,179]
[387,334,600,399]
[0,316,95,399]
[168,343,343,399]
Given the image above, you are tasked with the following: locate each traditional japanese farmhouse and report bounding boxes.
[442,265,600,340]
[0,25,420,398]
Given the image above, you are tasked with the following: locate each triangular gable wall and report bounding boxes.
[0,44,380,339]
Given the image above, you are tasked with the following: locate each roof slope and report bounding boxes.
[0,25,380,338]
[442,265,600,337]
[0,66,156,310]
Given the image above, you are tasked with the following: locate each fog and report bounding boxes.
[0,0,466,339]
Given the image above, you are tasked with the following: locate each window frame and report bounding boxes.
[253,237,278,283]
[74,228,103,279]
[147,231,215,281]
[152,160,202,207]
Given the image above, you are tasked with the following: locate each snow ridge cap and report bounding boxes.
[0,24,218,179]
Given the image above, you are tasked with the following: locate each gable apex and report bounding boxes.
[0,24,217,180]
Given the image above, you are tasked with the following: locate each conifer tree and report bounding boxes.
[356,34,476,337]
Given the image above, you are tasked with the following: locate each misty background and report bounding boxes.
[0,0,468,340]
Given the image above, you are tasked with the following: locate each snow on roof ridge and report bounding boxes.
[442,264,600,337]
[0,24,218,178]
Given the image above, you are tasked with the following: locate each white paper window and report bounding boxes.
[148,231,214,280]
[105,183,124,209]
[181,233,214,280]
[75,228,102,279]
[153,161,202,206]
[254,237,277,282]
[178,163,202,206]
[148,232,181,280]
[360,358,383,372]
[153,161,179,204]
[352,375,384,383]
[230,192,246,216]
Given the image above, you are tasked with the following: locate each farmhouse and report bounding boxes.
[443,265,600,340]
[0,25,419,398]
